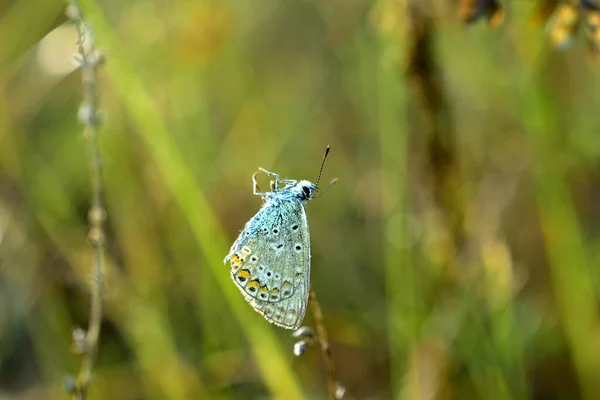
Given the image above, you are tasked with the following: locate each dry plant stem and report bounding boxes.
[309,288,337,400]
[71,1,106,398]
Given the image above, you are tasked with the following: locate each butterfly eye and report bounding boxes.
[302,186,311,198]
[295,244,302,251]
[291,224,298,230]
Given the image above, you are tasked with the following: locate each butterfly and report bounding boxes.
[224,146,333,329]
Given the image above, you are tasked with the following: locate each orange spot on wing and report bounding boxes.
[237,269,250,280]
[230,254,244,270]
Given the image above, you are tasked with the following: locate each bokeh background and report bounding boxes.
[2,0,600,399]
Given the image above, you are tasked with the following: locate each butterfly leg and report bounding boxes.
[254,168,280,195]
[253,171,266,196]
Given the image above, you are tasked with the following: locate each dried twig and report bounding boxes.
[64,2,107,399]
[293,289,345,399]
[309,288,337,400]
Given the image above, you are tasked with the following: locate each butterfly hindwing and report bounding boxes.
[226,200,310,329]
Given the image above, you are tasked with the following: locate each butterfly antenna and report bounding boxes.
[316,144,331,187]
[314,177,338,198]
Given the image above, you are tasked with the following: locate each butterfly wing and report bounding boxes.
[225,200,310,329]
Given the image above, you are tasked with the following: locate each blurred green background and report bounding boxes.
[2,0,600,399]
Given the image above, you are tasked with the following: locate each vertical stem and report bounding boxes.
[309,288,338,400]
[508,17,600,399]
[69,1,106,398]
[376,1,411,397]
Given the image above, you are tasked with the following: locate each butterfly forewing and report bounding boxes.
[226,199,311,329]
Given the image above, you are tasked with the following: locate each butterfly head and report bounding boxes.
[288,180,318,201]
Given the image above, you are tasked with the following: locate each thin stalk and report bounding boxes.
[309,288,338,400]
[68,1,106,398]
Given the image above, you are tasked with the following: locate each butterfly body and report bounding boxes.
[224,168,317,329]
